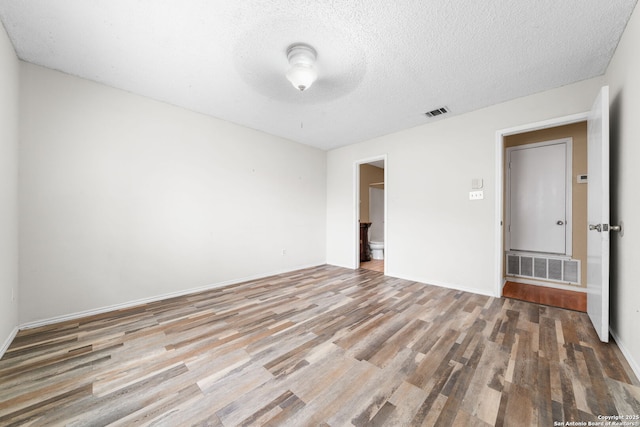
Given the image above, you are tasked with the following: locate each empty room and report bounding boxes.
[1,1,640,426]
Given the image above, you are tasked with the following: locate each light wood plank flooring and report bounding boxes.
[1,265,638,426]
[359,259,384,273]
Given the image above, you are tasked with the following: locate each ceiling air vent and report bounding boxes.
[425,107,449,118]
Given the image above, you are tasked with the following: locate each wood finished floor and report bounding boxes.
[359,259,384,273]
[1,265,639,427]
[502,281,587,313]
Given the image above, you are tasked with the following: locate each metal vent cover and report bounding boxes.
[506,252,580,285]
[425,107,449,117]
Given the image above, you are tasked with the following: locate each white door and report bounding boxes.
[587,86,610,343]
[508,141,571,254]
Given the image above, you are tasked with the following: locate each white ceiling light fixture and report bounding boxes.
[285,44,318,92]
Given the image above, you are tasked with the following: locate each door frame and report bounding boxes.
[354,155,387,274]
[495,113,588,297]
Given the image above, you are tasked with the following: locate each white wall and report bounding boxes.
[605,3,640,376]
[327,77,603,296]
[0,23,19,356]
[19,63,326,325]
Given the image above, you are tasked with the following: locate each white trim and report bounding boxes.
[0,326,19,360]
[495,112,589,298]
[386,271,495,298]
[19,263,323,330]
[384,161,388,275]
[354,155,387,274]
[610,328,640,381]
[495,131,504,297]
[499,112,589,137]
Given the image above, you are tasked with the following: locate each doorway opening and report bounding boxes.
[356,157,386,274]
[496,116,589,311]
[496,87,611,341]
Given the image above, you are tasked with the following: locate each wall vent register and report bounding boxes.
[506,252,580,284]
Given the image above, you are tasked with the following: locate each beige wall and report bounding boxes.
[504,122,588,287]
[359,164,385,223]
[18,63,327,325]
[326,77,603,295]
[0,22,19,356]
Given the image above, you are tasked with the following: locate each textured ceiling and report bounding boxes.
[0,0,637,150]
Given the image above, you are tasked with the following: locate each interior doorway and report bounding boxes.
[356,157,386,274]
[496,117,589,311]
[497,87,613,340]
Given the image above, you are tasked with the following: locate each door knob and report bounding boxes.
[556,220,565,225]
[611,221,624,237]
[589,223,624,234]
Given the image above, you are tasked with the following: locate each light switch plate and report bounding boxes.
[469,190,484,200]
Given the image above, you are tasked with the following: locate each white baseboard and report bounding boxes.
[0,326,19,360]
[610,328,640,382]
[385,270,496,298]
[20,263,323,330]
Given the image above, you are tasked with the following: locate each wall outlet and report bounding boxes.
[282,249,287,255]
[469,190,484,200]
[12,287,15,302]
